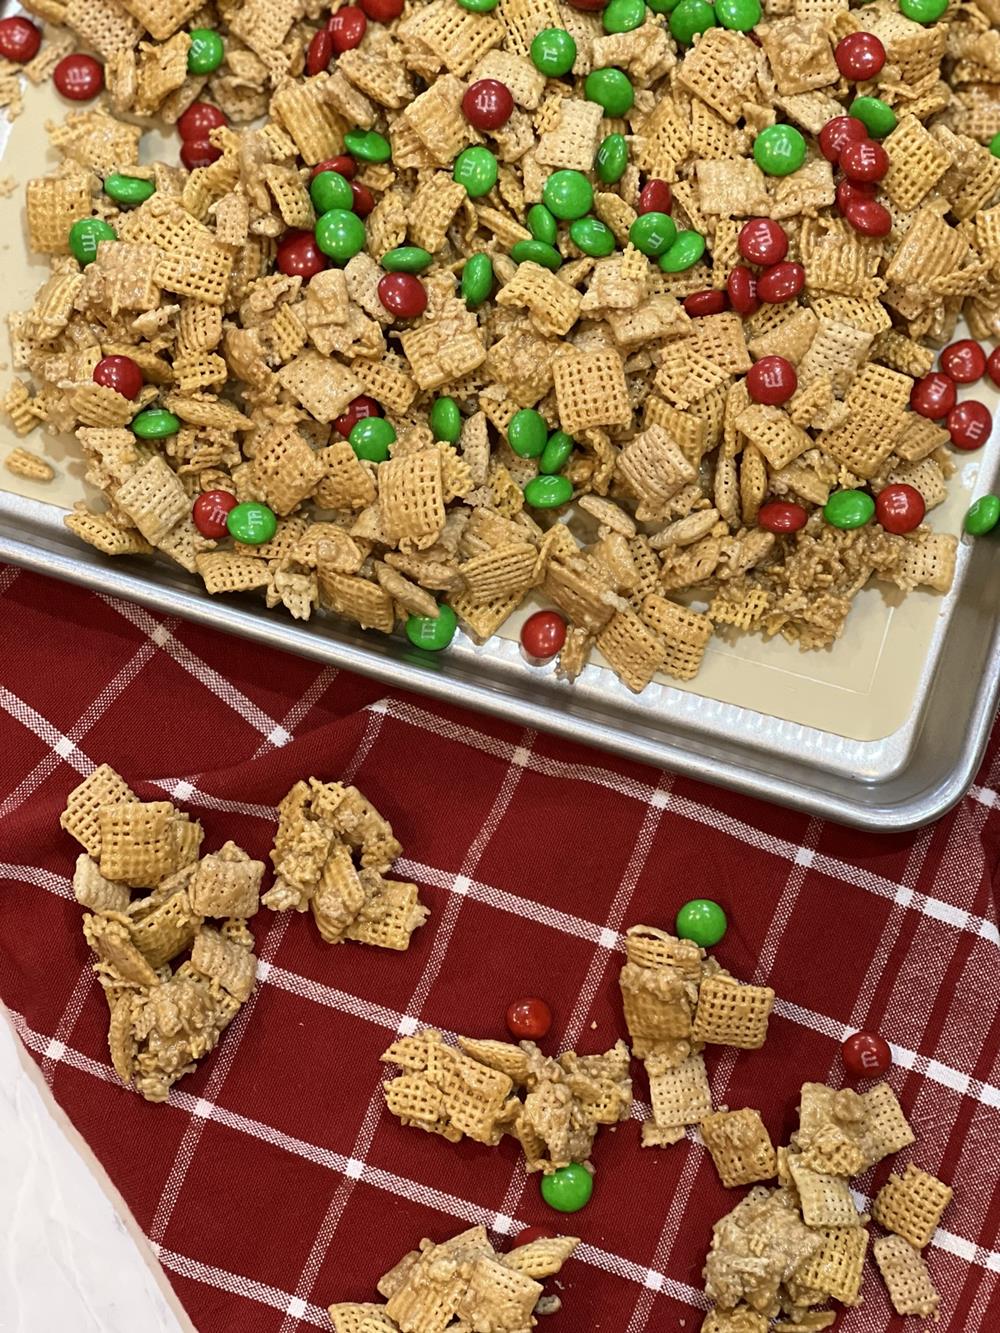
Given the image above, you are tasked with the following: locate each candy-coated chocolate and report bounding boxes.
[349,180,375,217]
[753,123,806,176]
[177,101,227,139]
[344,127,391,162]
[306,28,333,75]
[539,431,574,474]
[940,339,986,384]
[566,0,609,10]
[456,0,499,10]
[684,288,729,317]
[569,216,616,257]
[315,207,366,261]
[453,145,498,197]
[526,204,558,244]
[104,173,156,206]
[463,78,514,130]
[947,400,992,451]
[839,137,888,182]
[524,474,573,508]
[53,53,103,100]
[836,176,878,212]
[818,114,868,163]
[629,211,676,257]
[311,155,356,180]
[131,407,180,439]
[675,898,727,947]
[192,489,237,538]
[0,16,40,63]
[227,501,277,545]
[738,217,787,266]
[461,252,494,306]
[848,94,896,137]
[277,229,327,278]
[842,1031,891,1079]
[876,483,925,534]
[824,489,875,529]
[506,997,553,1038]
[715,0,761,30]
[358,0,403,19]
[181,138,222,170]
[328,5,366,50]
[430,396,462,443]
[727,265,759,316]
[670,0,716,42]
[381,245,433,273]
[541,1163,593,1213]
[595,133,628,183]
[758,500,807,533]
[530,27,577,76]
[508,408,548,458]
[964,494,1000,536]
[542,169,594,220]
[757,260,804,304]
[510,239,563,269]
[899,0,947,21]
[310,169,353,213]
[93,354,143,399]
[835,31,885,80]
[844,196,892,237]
[187,27,224,74]
[909,372,956,420]
[405,603,458,649]
[989,346,1000,388]
[747,355,796,405]
[334,394,381,438]
[584,66,634,116]
[349,415,396,461]
[659,229,705,272]
[603,0,646,31]
[68,217,116,266]
[637,179,672,215]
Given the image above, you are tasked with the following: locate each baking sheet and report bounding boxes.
[2,70,999,827]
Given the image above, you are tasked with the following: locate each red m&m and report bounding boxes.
[836,176,877,212]
[311,155,356,180]
[988,346,1000,388]
[947,400,992,451]
[834,32,886,82]
[840,138,888,183]
[747,355,797,405]
[334,395,382,438]
[463,78,514,130]
[181,138,222,170]
[358,0,403,20]
[520,609,566,660]
[758,500,807,534]
[940,339,986,384]
[193,489,238,538]
[737,217,787,267]
[350,180,375,217]
[93,355,143,400]
[842,1030,891,1079]
[305,28,333,75]
[277,229,328,279]
[377,272,427,318]
[684,288,729,317]
[507,997,553,1040]
[844,196,891,238]
[819,115,867,164]
[53,53,103,100]
[0,16,41,63]
[757,261,804,304]
[910,372,956,420]
[637,179,671,215]
[328,5,367,50]
[727,266,759,316]
[177,101,227,139]
[876,483,925,534]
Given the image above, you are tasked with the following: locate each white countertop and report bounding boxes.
[0,1010,191,1333]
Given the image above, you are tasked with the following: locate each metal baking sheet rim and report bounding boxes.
[3,491,998,832]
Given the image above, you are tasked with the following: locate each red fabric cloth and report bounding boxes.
[1,565,999,1333]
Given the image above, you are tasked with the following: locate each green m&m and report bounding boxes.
[540,1162,593,1213]
[510,239,562,270]
[227,501,277,545]
[461,252,493,306]
[310,170,353,214]
[530,27,577,76]
[405,602,458,650]
[584,67,634,118]
[508,408,548,458]
[454,146,498,198]
[130,406,180,439]
[676,898,727,947]
[104,173,155,207]
[69,217,116,266]
[349,416,396,462]
[658,229,705,272]
[524,474,573,508]
[715,0,760,28]
[604,0,646,31]
[570,216,615,257]
[187,27,224,74]
[526,203,558,245]
[382,245,433,273]
[824,489,875,529]
[344,128,391,163]
[456,0,498,10]
[849,95,896,138]
[430,395,462,443]
[596,133,628,184]
[670,0,716,43]
[540,430,574,475]
[315,209,366,261]
[898,0,947,21]
[964,494,1000,536]
[647,0,680,11]
[753,123,806,176]
[542,169,593,220]
[629,211,677,257]
[991,133,1000,158]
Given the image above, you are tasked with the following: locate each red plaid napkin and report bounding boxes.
[1,565,998,1333]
